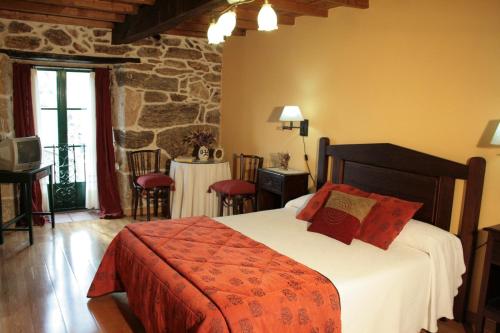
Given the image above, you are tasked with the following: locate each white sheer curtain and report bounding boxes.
[32,68,50,211]
[85,72,98,209]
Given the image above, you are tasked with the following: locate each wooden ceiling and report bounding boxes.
[0,0,369,44]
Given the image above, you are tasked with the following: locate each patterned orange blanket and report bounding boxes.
[88,216,341,332]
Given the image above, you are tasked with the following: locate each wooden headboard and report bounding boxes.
[316,137,486,322]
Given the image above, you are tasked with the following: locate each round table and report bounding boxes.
[169,160,231,218]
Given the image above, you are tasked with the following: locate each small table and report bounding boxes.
[257,168,309,210]
[476,224,500,333]
[0,165,55,245]
[170,160,231,218]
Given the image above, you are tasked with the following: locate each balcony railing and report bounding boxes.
[43,144,86,211]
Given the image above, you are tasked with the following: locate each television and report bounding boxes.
[0,136,42,171]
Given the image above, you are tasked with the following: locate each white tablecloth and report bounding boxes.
[170,161,231,218]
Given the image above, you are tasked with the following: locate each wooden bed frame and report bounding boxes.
[316,137,485,323]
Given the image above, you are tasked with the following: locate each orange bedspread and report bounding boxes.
[88,216,341,332]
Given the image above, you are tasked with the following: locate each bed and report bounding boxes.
[88,137,485,332]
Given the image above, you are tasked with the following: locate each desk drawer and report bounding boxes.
[492,241,500,266]
[259,171,282,194]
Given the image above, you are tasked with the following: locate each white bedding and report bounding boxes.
[214,202,465,333]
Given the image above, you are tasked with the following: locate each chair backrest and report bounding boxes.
[127,149,161,184]
[233,154,264,184]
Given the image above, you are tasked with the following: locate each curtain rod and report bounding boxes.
[0,48,140,66]
[15,59,111,70]
[34,65,95,72]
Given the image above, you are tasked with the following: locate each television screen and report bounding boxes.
[17,140,41,164]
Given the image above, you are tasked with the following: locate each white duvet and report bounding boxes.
[214,196,465,333]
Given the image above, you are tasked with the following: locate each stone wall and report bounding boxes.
[0,18,222,217]
[0,52,15,221]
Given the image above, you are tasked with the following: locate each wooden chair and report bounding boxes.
[127,149,173,221]
[209,154,263,216]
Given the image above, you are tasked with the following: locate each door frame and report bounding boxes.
[36,67,93,211]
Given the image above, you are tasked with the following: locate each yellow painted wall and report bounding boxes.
[221,0,500,311]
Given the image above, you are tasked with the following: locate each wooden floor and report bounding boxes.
[0,218,467,333]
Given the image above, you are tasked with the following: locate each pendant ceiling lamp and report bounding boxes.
[207,20,224,45]
[258,1,278,31]
[207,0,279,45]
[217,10,237,37]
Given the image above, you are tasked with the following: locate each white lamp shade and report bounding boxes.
[217,10,237,37]
[207,22,224,45]
[280,106,304,122]
[258,3,278,31]
[492,123,500,145]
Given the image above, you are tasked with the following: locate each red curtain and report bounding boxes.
[95,68,123,219]
[12,63,44,226]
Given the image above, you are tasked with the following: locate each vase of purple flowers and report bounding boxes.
[183,130,217,159]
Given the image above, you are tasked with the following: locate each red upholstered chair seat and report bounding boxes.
[210,180,255,196]
[137,173,174,189]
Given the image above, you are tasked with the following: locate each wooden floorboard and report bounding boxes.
[0,218,466,333]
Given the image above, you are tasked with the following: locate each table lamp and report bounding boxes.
[279,106,308,136]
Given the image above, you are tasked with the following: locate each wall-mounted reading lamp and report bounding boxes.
[492,123,500,145]
[279,105,309,136]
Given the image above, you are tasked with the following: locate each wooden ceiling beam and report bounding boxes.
[112,0,227,44]
[165,29,208,38]
[196,10,294,29]
[174,22,209,33]
[235,7,295,25]
[0,9,114,28]
[245,0,329,17]
[194,16,259,30]
[114,0,155,4]
[173,22,247,36]
[0,1,125,23]
[25,0,138,15]
[329,0,369,9]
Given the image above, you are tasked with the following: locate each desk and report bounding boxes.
[170,160,231,218]
[0,165,55,245]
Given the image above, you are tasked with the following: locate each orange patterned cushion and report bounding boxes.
[308,191,377,244]
[296,182,370,221]
[357,193,423,250]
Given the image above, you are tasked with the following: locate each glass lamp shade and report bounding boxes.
[217,10,237,37]
[258,3,278,31]
[207,22,224,45]
[492,123,500,145]
[280,106,304,122]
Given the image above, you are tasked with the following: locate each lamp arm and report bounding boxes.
[222,0,255,15]
[281,122,299,130]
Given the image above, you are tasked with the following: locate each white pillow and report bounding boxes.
[394,219,463,255]
[284,193,314,211]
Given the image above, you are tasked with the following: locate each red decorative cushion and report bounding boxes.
[209,180,256,196]
[308,190,377,244]
[136,173,174,189]
[297,182,370,221]
[357,193,423,250]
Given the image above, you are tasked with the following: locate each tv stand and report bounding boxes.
[0,165,55,245]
